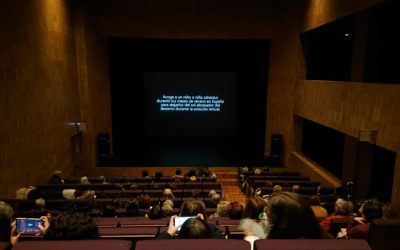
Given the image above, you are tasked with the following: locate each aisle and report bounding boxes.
[210,167,247,203]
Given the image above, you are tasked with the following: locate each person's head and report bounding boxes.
[211,193,221,205]
[267,192,328,239]
[243,197,268,220]
[211,174,217,181]
[141,170,149,178]
[254,168,262,175]
[101,204,117,217]
[335,198,354,215]
[228,201,244,220]
[62,189,76,200]
[162,200,174,216]
[175,168,182,175]
[148,204,163,219]
[254,188,262,197]
[239,218,267,239]
[44,210,99,240]
[180,199,206,217]
[216,201,230,217]
[178,217,212,239]
[265,180,274,187]
[126,199,139,216]
[309,195,322,206]
[54,170,62,177]
[99,176,106,183]
[0,215,11,243]
[272,185,282,193]
[189,176,197,182]
[0,201,14,221]
[155,171,163,181]
[208,189,216,197]
[137,194,151,209]
[163,188,174,198]
[361,199,382,223]
[35,198,46,210]
[80,176,90,184]
[292,185,300,193]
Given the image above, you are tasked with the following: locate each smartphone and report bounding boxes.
[15,218,44,234]
[173,216,196,229]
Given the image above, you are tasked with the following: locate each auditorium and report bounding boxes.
[0,0,399,249]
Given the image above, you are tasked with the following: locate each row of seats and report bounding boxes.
[13,219,399,250]
[9,239,372,250]
[65,176,218,184]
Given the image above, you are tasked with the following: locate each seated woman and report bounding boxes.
[320,198,354,232]
[40,210,99,240]
[346,199,382,240]
[157,198,224,239]
[267,191,330,239]
[158,217,212,239]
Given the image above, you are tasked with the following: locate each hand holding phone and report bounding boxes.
[173,216,196,230]
[15,218,44,234]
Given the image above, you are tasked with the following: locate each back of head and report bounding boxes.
[292,185,300,193]
[45,210,99,240]
[126,199,139,216]
[335,198,354,215]
[0,201,14,221]
[148,204,163,219]
[137,194,151,209]
[267,192,328,239]
[180,198,205,217]
[228,201,244,220]
[309,195,321,206]
[273,185,282,193]
[216,201,230,217]
[362,199,382,222]
[80,176,89,184]
[243,197,267,220]
[175,168,182,175]
[178,218,212,239]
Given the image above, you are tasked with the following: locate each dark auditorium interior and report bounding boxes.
[1,0,400,249]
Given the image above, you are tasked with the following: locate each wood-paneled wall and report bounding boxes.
[0,1,80,198]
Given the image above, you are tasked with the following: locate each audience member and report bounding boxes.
[157,216,212,239]
[346,199,382,240]
[254,168,262,175]
[185,168,197,177]
[272,185,282,193]
[15,186,35,200]
[148,204,163,219]
[41,210,99,240]
[137,194,151,209]
[176,198,223,238]
[242,197,268,220]
[126,199,140,217]
[239,218,266,250]
[0,215,20,249]
[189,176,197,182]
[162,199,174,217]
[267,192,330,239]
[154,171,163,182]
[0,201,14,221]
[162,188,175,198]
[173,168,184,181]
[309,195,328,220]
[228,201,244,220]
[292,184,300,193]
[142,170,150,178]
[101,204,117,217]
[210,201,230,218]
[48,170,64,184]
[320,198,354,232]
[208,189,217,197]
[80,176,91,184]
[211,193,221,207]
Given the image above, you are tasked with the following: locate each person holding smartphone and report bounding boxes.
[157,198,224,239]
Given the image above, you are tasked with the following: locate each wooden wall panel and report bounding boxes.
[294,80,400,208]
[0,0,80,198]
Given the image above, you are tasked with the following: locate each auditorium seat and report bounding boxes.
[329,218,353,237]
[135,239,251,250]
[368,219,400,250]
[99,226,159,239]
[254,239,371,250]
[0,242,9,250]
[216,217,240,226]
[13,239,132,250]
